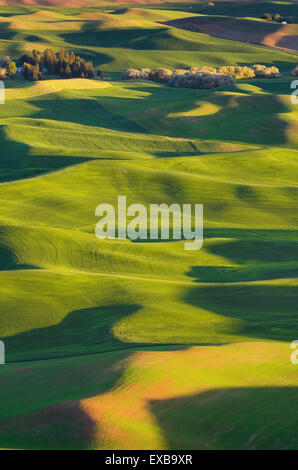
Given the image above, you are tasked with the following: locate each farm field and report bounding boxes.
[0,1,297,450]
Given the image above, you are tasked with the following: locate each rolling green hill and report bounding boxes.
[0,1,297,450]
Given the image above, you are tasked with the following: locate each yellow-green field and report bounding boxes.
[0,1,297,450]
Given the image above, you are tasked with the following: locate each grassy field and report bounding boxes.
[0,1,297,450]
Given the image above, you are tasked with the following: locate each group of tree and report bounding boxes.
[123,67,234,89]
[262,12,293,23]
[0,56,17,80]
[123,64,281,89]
[22,62,43,81]
[19,48,100,81]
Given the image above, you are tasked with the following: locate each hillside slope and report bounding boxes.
[0,2,297,450]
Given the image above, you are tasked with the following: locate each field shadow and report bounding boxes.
[0,125,96,183]
[186,283,298,341]
[0,244,39,271]
[163,92,291,146]
[188,264,298,283]
[208,238,298,264]
[85,50,113,68]
[5,304,142,361]
[62,27,176,50]
[25,34,43,43]
[0,22,16,41]
[29,95,146,133]
[5,301,189,362]
[149,386,298,450]
[186,229,298,342]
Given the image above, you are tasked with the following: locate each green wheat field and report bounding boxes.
[0,0,297,450]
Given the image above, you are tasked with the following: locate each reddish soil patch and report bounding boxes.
[264,24,298,50]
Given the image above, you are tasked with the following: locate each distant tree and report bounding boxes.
[19,54,34,66]
[84,61,95,78]
[261,12,290,23]
[32,49,42,65]
[155,67,173,83]
[31,64,43,81]
[252,64,280,78]
[43,48,56,73]
[22,62,33,80]
[64,64,72,78]
[58,49,66,66]
[0,67,6,80]
[22,62,43,81]
[64,51,70,65]
[20,48,95,81]
[72,57,83,77]
[5,60,17,78]
[1,56,11,67]
[69,51,76,65]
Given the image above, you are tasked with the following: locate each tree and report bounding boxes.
[22,62,33,80]
[22,62,43,81]
[32,49,41,65]
[32,64,42,81]
[69,51,75,65]
[84,61,95,78]
[20,48,96,81]
[5,61,17,78]
[19,54,34,66]
[43,48,56,74]
[72,57,83,77]
[64,64,72,78]
[1,56,11,67]
[0,67,6,80]
[64,51,70,65]
[58,49,66,66]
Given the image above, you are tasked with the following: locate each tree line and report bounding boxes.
[20,48,100,81]
[122,64,282,89]
[0,49,101,81]
[261,12,294,23]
